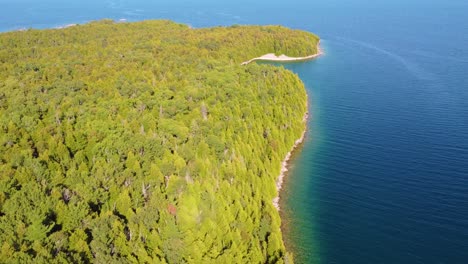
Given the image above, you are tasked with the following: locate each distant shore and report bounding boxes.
[55,24,77,29]
[241,41,323,65]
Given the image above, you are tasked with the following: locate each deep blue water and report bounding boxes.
[2,1,468,263]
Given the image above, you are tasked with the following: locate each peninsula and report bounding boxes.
[0,20,319,263]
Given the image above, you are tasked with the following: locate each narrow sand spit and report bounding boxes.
[241,41,323,65]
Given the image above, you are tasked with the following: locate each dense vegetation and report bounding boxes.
[0,20,319,263]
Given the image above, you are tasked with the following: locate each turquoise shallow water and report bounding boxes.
[2,1,468,263]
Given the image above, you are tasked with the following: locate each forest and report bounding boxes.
[0,20,319,263]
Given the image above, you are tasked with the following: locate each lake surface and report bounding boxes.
[2,1,468,263]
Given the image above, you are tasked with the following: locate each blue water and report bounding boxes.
[2,1,468,263]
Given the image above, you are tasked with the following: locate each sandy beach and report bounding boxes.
[242,41,323,65]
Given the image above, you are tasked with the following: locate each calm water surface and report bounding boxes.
[2,1,468,263]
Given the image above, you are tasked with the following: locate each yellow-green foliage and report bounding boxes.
[0,20,317,263]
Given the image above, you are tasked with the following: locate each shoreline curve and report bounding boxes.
[273,100,309,211]
[270,42,322,210]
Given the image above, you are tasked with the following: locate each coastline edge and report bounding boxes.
[273,97,309,211]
